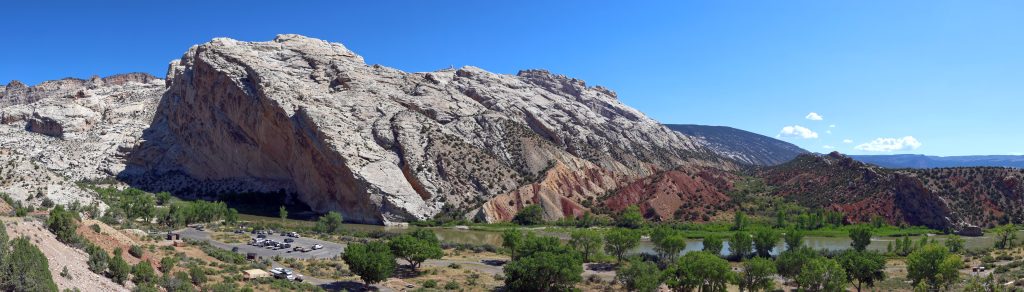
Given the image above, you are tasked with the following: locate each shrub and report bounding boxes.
[422,279,438,288]
[46,205,80,244]
[444,280,460,290]
[512,205,544,226]
[504,250,582,291]
[108,253,131,285]
[129,245,144,258]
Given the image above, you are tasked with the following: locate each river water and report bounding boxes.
[335,222,1014,256]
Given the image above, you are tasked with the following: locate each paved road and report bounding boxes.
[176,228,345,260]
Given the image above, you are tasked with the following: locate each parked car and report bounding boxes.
[293,246,306,252]
[257,234,267,239]
[282,243,292,248]
[312,244,323,250]
[231,247,240,252]
[287,232,300,238]
[284,238,294,243]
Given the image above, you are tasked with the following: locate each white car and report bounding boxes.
[311,244,323,250]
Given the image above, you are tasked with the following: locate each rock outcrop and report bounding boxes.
[0,73,164,210]
[121,35,728,224]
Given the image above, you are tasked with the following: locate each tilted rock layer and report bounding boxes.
[122,35,730,224]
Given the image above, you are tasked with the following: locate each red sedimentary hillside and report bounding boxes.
[758,152,955,230]
[603,167,736,222]
[915,167,1024,227]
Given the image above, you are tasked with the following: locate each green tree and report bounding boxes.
[604,228,640,263]
[120,188,156,222]
[617,205,644,229]
[739,257,776,292]
[502,229,524,260]
[775,209,788,228]
[569,229,603,262]
[616,259,662,292]
[752,228,780,258]
[389,233,443,270]
[733,211,749,231]
[776,246,817,281]
[278,206,288,223]
[944,235,965,254]
[108,253,131,285]
[314,211,344,234]
[848,225,873,252]
[702,235,724,256]
[907,244,962,290]
[784,228,804,251]
[796,257,847,292]
[730,231,753,260]
[132,261,157,284]
[993,224,1017,249]
[664,251,736,292]
[46,205,79,244]
[0,237,59,292]
[837,250,886,292]
[516,233,575,260]
[504,251,583,292]
[652,228,686,263]
[342,241,396,287]
[512,205,545,225]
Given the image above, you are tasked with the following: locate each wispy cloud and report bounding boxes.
[842,139,853,144]
[777,125,819,139]
[823,145,836,149]
[854,136,922,152]
[829,124,836,128]
[805,112,824,121]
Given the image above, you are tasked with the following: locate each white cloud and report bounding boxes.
[777,125,819,139]
[829,124,836,128]
[805,112,824,121]
[826,130,832,134]
[1012,152,1023,156]
[822,145,836,149]
[854,136,922,152]
[842,139,853,144]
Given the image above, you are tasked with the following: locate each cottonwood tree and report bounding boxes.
[343,241,396,287]
[389,229,443,270]
[848,225,873,252]
[739,257,776,292]
[703,235,724,256]
[837,250,886,292]
[730,231,753,260]
[616,259,662,292]
[604,228,640,263]
[796,258,847,292]
[569,229,603,262]
[504,235,582,292]
[664,251,735,292]
[752,228,780,258]
[907,244,962,290]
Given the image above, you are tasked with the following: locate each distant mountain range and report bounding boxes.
[665,124,808,166]
[850,154,1024,169]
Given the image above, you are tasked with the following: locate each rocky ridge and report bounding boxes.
[119,34,731,224]
[0,73,163,210]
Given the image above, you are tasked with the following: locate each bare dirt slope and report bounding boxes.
[2,217,127,291]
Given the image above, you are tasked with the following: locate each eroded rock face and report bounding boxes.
[0,74,164,211]
[123,35,727,224]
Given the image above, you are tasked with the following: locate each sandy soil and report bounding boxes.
[2,217,128,292]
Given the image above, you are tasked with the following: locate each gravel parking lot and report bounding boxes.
[177,228,345,260]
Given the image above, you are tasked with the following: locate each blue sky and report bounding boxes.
[2,1,1021,156]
